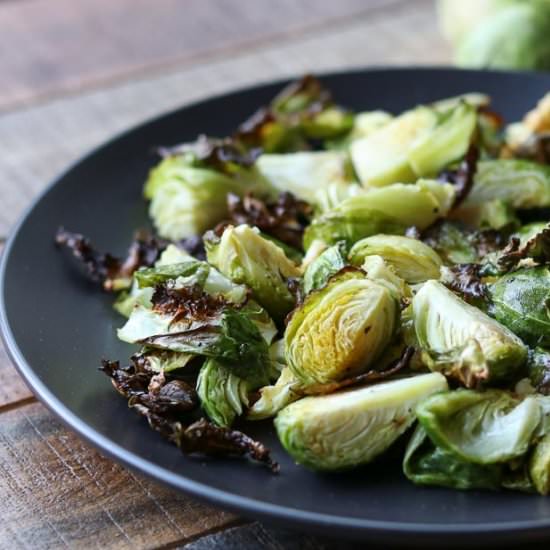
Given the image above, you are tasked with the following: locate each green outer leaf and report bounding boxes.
[464,160,550,209]
[302,242,347,294]
[416,389,541,464]
[530,433,550,495]
[275,372,448,471]
[403,425,503,490]
[303,181,455,248]
[197,358,249,427]
[349,235,442,283]
[489,267,550,347]
[134,261,209,288]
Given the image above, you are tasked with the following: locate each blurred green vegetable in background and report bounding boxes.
[438,0,550,71]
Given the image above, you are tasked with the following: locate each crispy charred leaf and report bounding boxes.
[498,224,550,272]
[442,263,488,300]
[150,283,227,325]
[100,359,277,471]
[100,359,197,413]
[151,416,279,472]
[55,228,166,291]
[527,348,550,395]
[226,191,312,250]
[298,346,414,396]
[157,134,261,174]
[438,144,479,208]
[272,74,332,115]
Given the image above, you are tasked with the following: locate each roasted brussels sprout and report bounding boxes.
[205,224,301,322]
[417,389,541,464]
[256,152,353,205]
[197,359,249,427]
[456,3,550,71]
[489,267,550,347]
[302,241,347,294]
[413,281,528,386]
[530,434,550,495]
[349,235,442,283]
[313,181,364,213]
[403,425,503,490]
[275,372,448,470]
[461,160,550,210]
[351,103,476,187]
[285,269,397,385]
[360,256,410,300]
[304,180,455,248]
[145,155,270,241]
[247,366,301,420]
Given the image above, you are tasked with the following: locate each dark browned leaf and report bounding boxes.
[443,263,488,300]
[498,224,550,271]
[438,144,479,208]
[226,192,312,249]
[55,228,166,291]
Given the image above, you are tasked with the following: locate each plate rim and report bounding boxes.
[3,65,550,542]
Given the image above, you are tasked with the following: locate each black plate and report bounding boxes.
[3,68,550,546]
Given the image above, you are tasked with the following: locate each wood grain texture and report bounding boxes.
[0,402,239,549]
[0,0,402,111]
[0,0,449,237]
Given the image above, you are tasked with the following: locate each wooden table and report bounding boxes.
[0,1,457,547]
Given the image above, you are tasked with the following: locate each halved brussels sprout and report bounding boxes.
[408,102,477,177]
[275,372,448,470]
[247,366,301,420]
[530,434,550,495]
[413,281,527,386]
[197,358,249,427]
[205,224,301,322]
[351,103,476,187]
[461,160,550,210]
[489,267,550,347]
[349,235,442,283]
[285,269,397,385]
[416,389,541,464]
[304,180,455,248]
[145,155,269,240]
[325,110,393,150]
[302,241,347,294]
[404,425,503,490]
[350,107,438,186]
[255,151,353,205]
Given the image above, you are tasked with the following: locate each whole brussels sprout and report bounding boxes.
[456,3,550,71]
[416,389,541,464]
[489,267,550,347]
[205,224,301,323]
[197,358,249,427]
[304,180,455,248]
[275,372,448,470]
[285,269,398,385]
[412,281,528,386]
[349,235,442,283]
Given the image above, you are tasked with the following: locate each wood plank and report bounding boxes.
[0,401,238,549]
[0,0,449,238]
[0,0,403,111]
